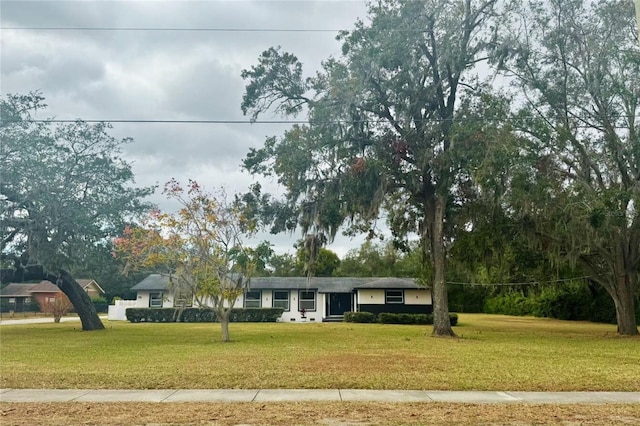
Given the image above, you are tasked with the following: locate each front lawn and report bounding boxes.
[0,314,638,391]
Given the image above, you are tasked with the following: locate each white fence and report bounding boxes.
[107,300,138,321]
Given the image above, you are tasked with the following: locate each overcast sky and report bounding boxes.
[1,0,378,257]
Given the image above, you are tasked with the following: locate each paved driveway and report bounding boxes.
[0,316,107,326]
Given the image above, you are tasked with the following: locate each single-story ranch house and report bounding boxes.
[117,274,432,322]
[0,279,105,312]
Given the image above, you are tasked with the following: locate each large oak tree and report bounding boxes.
[241,0,501,336]
[1,93,154,330]
[496,0,639,334]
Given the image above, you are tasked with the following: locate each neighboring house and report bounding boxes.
[27,281,67,308]
[75,279,106,299]
[0,283,39,311]
[0,281,64,312]
[128,274,432,322]
[0,279,105,312]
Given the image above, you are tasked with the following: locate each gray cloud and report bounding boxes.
[1,0,370,256]
[1,1,121,28]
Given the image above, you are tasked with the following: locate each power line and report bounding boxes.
[1,26,349,32]
[446,276,592,286]
[9,118,638,128]
[15,118,482,125]
[0,26,436,34]
[25,119,307,124]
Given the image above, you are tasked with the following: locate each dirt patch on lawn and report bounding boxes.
[1,402,639,425]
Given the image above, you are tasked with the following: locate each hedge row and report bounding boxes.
[0,299,40,313]
[484,285,640,324]
[92,297,109,314]
[126,307,284,323]
[344,311,458,326]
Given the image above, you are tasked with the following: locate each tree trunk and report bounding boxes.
[47,270,105,331]
[611,274,639,336]
[580,253,639,336]
[218,310,231,342]
[430,195,456,337]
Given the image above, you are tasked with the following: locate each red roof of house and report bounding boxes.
[29,281,63,293]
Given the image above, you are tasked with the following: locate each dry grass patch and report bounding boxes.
[1,402,639,425]
[0,314,638,390]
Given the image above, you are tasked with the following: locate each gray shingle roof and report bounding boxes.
[130,274,423,293]
[248,277,359,293]
[353,277,420,289]
[0,281,65,297]
[1,279,105,297]
[130,274,171,291]
[76,279,105,294]
[249,277,420,293]
[0,283,37,297]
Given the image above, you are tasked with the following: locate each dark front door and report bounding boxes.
[328,293,352,316]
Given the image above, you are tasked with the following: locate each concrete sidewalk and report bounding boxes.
[1,389,638,404]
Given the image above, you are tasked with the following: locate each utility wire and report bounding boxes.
[23,119,308,124]
[0,26,438,34]
[446,276,592,286]
[1,26,350,32]
[8,118,638,128]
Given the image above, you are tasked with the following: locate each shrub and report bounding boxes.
[346,311,457,326]
[40,297,73,323]
[449,313,458,326]
[126,307,284,323]
[378,313,414,324]
[178,308,217,322]
[228,308,285,322]
[0,299,40,313]
[126,308,176,323]
[0,298,15,313]
[484,292,534,316]
[91,297,109,313]
[448,284,491,313]
[377,312,457,326]
[343,311,376,323]
[483,282,639,325]
[412,314,430,324]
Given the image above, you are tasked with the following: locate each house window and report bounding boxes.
[385,290,404,304]
[8,298,15,303]
[149,292,163,308]
[298,290,316,312]
[47,297,57,303]
[245,290,261,308]
[273,291,290,311]
[174,290,193,308]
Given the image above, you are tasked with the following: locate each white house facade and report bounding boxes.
[116,274,432,322]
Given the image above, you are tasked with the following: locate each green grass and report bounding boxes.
[0,314,638,391]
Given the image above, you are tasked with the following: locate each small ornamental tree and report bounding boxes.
[116,180,256,342]
[40,296,73,323]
